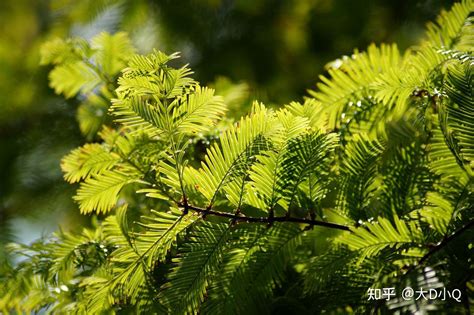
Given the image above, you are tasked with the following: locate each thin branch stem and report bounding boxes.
[418,219,473,266]
[180,203,351,231]
[405,219,474,275]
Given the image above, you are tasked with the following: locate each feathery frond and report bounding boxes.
[439,60,474,176]
[61,143,120,183]
[4,3,474,313]
[192,103,277,205]
[338,134,385,220]
[159,222,231,313]
[74,168,141,214]
[310,43,402,129]
[338,216,426,262]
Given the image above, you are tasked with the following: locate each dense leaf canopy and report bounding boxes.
[1,1,473,314]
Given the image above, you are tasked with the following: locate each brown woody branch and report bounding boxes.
[404,219,474,275]
[417,219,473,266]
[179,203,351,231]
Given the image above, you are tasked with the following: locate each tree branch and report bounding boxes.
[405,219,474,275]
[418,219,473,266]
[180,203,351,231]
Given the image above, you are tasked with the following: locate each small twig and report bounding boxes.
[418,219,473,266]
[180,203,351,231]
[405,219,474,275]
[182,196,189,215]
[231,207,241,226]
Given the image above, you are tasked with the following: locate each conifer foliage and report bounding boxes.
[1,1,473,313]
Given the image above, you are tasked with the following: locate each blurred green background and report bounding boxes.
[0,0,454,261]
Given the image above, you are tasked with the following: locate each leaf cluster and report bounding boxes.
[2,1,473,314]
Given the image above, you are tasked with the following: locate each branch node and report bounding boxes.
[202,204,212,219]
[231,208,241,226]
[181,197,189,215]
[267,208,274,228]
[183,203,350,231]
